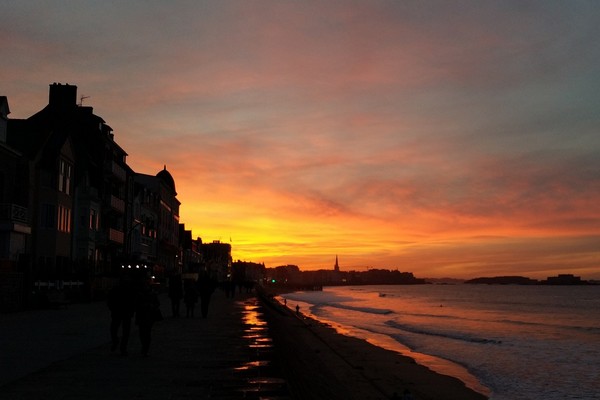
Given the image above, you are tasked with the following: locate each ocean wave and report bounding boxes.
[312,302,394,315]
[385,320,502,345]
[496,318,600,335]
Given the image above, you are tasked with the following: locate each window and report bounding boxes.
[41,204,56,229]
[58,159,72,195]
[58,206,71,233]
[89,208,98,230]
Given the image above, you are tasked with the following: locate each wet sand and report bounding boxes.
[261,293,489,400]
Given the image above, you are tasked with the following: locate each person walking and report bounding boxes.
[197,272,217,318]
[183,280,198,318]
[135,279,161,357]
[168,275,183,317]
[107,276,136,356]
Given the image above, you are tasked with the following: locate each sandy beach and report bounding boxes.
[260,291,488,400]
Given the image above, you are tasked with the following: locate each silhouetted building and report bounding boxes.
[232,260,265,285]
[1,84,185,309]
[0,97,31,311]
[201,240,231,282]
[134,166,180,278]
[129,175,159,271]
[179,224,203,277]
[6,83,134,303]
[544,274,585,285]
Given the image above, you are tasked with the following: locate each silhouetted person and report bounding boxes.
[197,273,216,318]
[136,279,160,357]
[243,280,254,293]
[223,280,235,298]
[168,275,183,317]
[107,277,136,356]
[183,280,198,318]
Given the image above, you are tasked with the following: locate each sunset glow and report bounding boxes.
[3,1,599,278]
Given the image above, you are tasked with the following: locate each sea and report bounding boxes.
[278,284,600,400]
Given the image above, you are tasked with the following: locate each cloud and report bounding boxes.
[3,1,600,278]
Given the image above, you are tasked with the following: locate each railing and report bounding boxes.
[110,195,125,213]
[105,160,126,182]
[0,203,29,224]
[109,228,124,244]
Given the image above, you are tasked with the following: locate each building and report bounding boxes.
[134,167,180,279]
[6,83,134,302]
[1,84,185,309]
[179,224,203,279]
[201,240,232,282]
[0,96,32,311]
[129,174,160,270]
[544,274,586,285]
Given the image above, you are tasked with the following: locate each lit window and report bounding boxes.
[58,206,71,233]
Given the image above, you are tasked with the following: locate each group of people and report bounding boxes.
[108,272,218,357]
[167,273,217,319]
[107,274,161,357]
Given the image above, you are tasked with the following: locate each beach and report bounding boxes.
[260,291,488,400]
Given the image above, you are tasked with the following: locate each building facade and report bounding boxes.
[1,84,185,309]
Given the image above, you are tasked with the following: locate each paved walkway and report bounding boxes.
[0,290,290,399]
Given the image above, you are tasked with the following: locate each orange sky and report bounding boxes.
[2,2,600,278]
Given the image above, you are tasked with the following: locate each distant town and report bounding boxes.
[463,274,598,286]
[247,259,598,290]
[0,84,596,313]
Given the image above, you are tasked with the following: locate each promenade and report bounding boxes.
[1,289,487,400]
[0,290,290,399]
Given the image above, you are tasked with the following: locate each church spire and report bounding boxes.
[334,255,339,272]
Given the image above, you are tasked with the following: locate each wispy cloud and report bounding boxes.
[3,1,600,278]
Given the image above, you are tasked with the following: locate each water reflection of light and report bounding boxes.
[242,306,268,326]
[234,360,271,371]
[233,299,288,397]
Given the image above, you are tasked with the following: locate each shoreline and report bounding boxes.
[287,296,490,397]
[259,290,489,400]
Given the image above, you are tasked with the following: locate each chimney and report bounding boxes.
[49,83,77,109]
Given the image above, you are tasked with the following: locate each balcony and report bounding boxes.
[109,228,124,244]
[0,204,28,224]
[0,204,31,234]
[105,160,126,182]
[110,195,125,214]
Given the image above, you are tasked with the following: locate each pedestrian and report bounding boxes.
[183,280,198,318]
[107,276,136,356]
[136,278,161,357]
[197,272,216,318]
[168,274,183,317]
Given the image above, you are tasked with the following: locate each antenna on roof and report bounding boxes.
[79,95,90,106]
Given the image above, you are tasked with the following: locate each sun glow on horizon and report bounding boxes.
[3,2,600,279]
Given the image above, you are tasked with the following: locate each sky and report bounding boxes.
[2,1,600,279]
